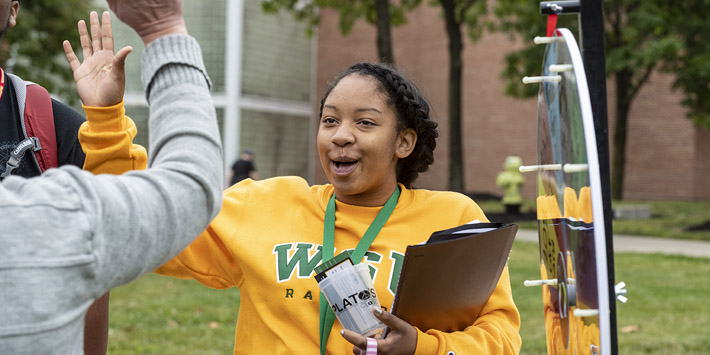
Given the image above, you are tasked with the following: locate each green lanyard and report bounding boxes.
[318,186,400,355]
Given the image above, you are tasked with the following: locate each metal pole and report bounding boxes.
[579,0,618,353]
[224,0,245,187]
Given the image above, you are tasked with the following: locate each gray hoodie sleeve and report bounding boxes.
[85,34,224,290]
[0,34,222,353]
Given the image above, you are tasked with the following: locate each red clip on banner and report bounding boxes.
[546,14,558,37]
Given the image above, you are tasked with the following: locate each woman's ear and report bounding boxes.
[395,128,417,159]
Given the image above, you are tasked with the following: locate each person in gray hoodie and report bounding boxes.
[0,1,223,354]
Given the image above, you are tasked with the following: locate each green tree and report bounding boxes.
[262,0,421,64]
[437,0,487,192]
[494,0,710,199]
[0,0,98,104]
[263,0,490,193]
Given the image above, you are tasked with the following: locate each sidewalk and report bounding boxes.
[515,229,710,258]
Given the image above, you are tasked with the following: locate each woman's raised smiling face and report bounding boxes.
[317,74,416,207]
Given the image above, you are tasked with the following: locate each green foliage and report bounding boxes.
[661,1,710,128]
[431,0,490,39]
[0,0,99,105]
[460,0,487,41]
[262,0,423,37]
[261,0,320,37]
[493,0,578,99]
[493,0,710,128]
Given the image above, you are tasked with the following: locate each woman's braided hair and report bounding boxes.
[319,62,438,188]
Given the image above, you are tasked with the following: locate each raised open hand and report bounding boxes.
[63,11,132,107]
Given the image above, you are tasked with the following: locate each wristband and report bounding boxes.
[360,337,377,355]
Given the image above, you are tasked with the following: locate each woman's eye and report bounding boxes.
[322,117,337,124]
[358,120,375,126]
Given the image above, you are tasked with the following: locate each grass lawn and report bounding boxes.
[477,199,710,241]
[107,276,238,353]
[611,201,710,241]
[107,241,710,354]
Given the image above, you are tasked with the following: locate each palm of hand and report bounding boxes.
[64,11,131,108]
[73,49,124,107]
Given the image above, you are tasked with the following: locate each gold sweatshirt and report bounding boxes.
[79,101,146,174]
[156,178,522,354]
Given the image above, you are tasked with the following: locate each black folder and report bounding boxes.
[390,222,518,332]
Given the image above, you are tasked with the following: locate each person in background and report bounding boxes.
[229,147,259,185]
[0,0,85,181]
[0,0,223,353]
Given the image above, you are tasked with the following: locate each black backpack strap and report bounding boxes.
[0,137,42,178]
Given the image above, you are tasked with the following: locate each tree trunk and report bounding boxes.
[375,0,394,64]
[612,69,632,200]
[440,0,464,192]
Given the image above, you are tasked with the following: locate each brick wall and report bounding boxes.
[614,72,696,200]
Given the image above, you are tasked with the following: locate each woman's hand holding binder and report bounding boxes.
[340,306,417,355]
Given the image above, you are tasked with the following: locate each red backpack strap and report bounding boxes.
[23,83,58,171]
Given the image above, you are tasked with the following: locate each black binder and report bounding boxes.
[390,222,518,332]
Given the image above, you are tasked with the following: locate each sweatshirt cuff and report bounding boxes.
[413,327,438,355]
[82,100,125,132]
[140,34,211,101]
